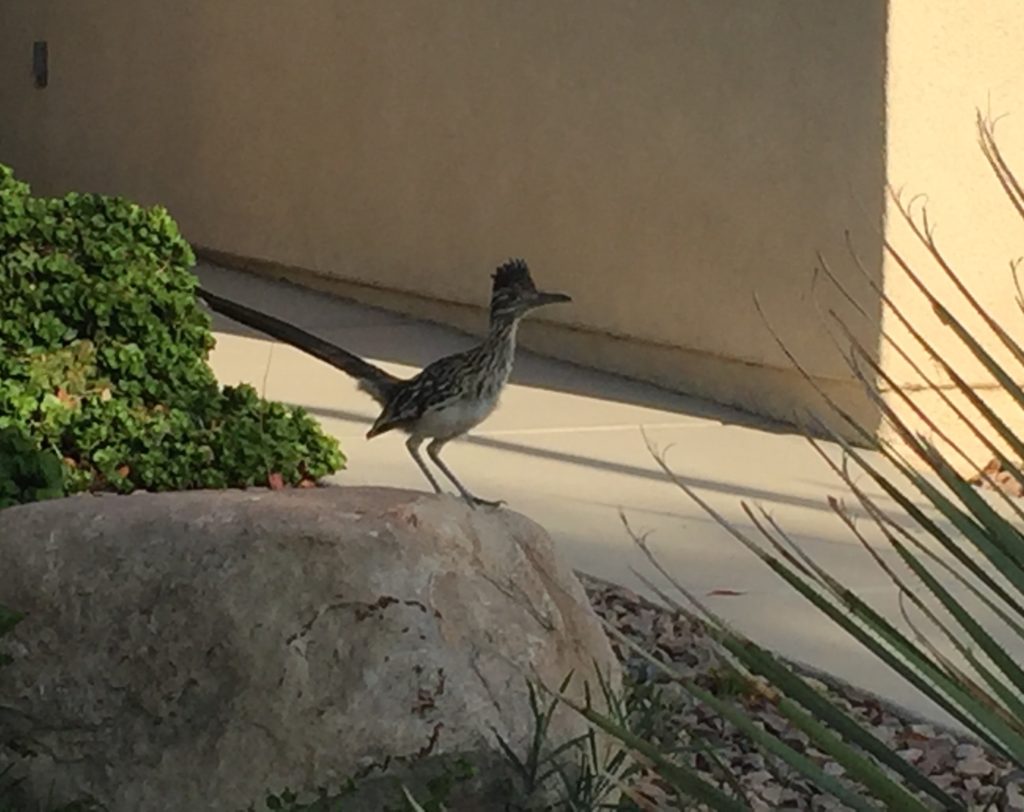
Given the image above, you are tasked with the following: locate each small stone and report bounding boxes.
[813,796,847,812]
[784,728,810,749]
[1004,783,1024,810]
[823,761,845,777]
[931,774,957,789]
[761,710,787,733]
[955,742,983,759]
[744,769,773,786]
[896,747,923,763]
[740,753,766,770]
[976,783,1000,800]
[957,756,994,777]
[918,739,955,773]
[875,724,900,745]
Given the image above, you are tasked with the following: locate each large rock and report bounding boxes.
[0,487,621,811]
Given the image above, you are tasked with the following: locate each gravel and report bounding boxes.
[580,573,1022,810]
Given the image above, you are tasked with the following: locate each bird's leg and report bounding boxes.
[406,435,443,495]
[426,438,504,509]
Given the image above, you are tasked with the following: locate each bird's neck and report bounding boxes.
[481,312,521,369]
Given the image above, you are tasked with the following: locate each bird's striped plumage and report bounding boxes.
[367,317,518,439]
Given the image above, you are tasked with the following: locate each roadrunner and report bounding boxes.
[197,259,571,507]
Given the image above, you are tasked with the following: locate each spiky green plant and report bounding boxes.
[565,112,1024,809]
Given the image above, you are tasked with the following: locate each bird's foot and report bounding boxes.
[467,495,505,510]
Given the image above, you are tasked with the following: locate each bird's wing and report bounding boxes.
[366,352,472,437]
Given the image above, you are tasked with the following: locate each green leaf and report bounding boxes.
[568,699,749,811]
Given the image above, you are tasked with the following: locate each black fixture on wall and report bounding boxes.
[33,41,48,88]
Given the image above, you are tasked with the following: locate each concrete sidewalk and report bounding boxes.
[197,262,1006,726]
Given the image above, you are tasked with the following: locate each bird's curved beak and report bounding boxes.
[531,290,572,308]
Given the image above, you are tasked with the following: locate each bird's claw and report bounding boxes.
[469,496,505,510]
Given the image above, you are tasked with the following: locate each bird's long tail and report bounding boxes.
[197,286,400,405]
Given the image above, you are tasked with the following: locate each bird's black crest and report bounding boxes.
[492,258,534,291]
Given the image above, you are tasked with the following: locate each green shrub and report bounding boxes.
[0,165,343,505]
[0,428,65,510]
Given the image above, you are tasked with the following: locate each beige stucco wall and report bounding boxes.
[875,0,1024,470]
[1,1,1021,467]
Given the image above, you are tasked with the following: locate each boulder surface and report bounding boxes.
[0,487,620,811]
